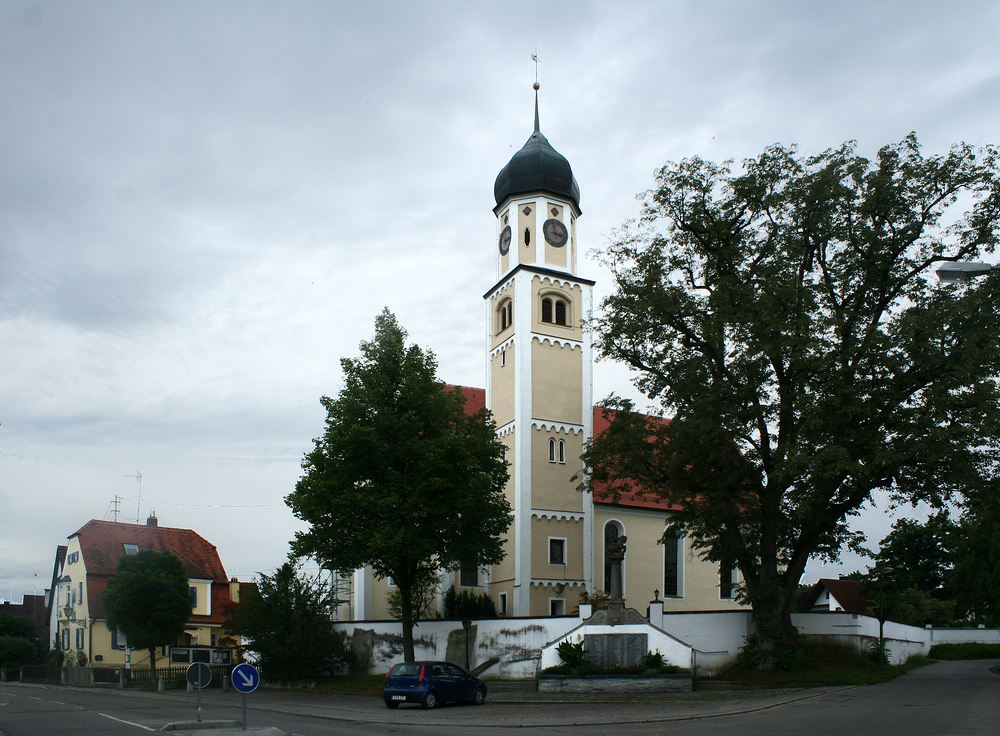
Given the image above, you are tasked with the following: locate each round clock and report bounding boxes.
[542,218,568,247]
[499,225,512,255]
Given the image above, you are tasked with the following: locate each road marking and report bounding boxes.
[99,713,155,731]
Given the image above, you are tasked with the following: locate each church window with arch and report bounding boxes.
[540,295,570,326]
[497,299,513,334]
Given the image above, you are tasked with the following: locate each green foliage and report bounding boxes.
[869,586,957,627]
[555,639,589,668]
[0,614,39,641]
[228,561,352,682]
[928,642,1000,660]
[642,650,665,670]
[0,635,38,668]
[0,613,44,665]
[287,309,511,661]
[583,135,1000,669]
[868,639,891,667]
[102,549,193,677]
[443,586,497,619]
[388,569,439,622]
[870,512,957,599]
[951,498,1000,625]
[723,643,928,686]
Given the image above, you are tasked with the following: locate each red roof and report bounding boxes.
[71,519,230,622]
[451,386,676,512]
[800,578,868,615]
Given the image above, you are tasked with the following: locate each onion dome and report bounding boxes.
[494,86,581,211]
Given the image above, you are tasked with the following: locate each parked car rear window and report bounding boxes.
[390,663,422,677]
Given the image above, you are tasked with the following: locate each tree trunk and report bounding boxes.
[148,646,157,680]
[399,581,415,662]
[748,583,799,670]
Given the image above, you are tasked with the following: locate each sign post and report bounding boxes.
[185,662,212,722]
[231,663,260,731]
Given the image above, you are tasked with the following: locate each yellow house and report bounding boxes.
[344,85,747,621]
[48,516,244,668]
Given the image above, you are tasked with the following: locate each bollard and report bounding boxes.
[223,674,229,692]
[187,680,193,694]
[158,676,165,692]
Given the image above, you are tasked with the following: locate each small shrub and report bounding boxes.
[556,639,588,668]
[642,650,665,670]
[868,640,891,667]
[443,586,497,619]
[929,642,1000,660]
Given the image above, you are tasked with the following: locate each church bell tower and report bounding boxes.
[485,83,595,617]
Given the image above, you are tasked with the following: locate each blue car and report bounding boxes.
[383,661,487,709]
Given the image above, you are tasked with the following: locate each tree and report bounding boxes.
[102,549,192,678]
[0,613,44,666]
[869,511,958,600]
[286,309,512,661]
[227,561,351,681]
[951,496,1000,625]
[583,135,1000,669]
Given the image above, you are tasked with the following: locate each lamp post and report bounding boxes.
[461,619,472,672]
[878,565,895,666]
[935,261,998,282]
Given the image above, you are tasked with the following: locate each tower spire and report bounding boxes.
[531,51,540,133]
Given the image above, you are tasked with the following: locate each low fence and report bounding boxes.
[16,663,234,689]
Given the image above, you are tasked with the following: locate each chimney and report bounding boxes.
[146,514,158,527]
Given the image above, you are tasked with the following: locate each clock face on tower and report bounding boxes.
[499,225,512,255]
[542,218,568,247]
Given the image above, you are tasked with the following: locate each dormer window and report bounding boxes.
[123,543,139,555]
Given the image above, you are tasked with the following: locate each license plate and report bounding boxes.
[391,695,406,700]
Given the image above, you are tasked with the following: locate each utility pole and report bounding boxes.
[124,472,142,523]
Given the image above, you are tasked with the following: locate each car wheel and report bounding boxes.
[385,700,399,709]
[473,687,486,705]
[422,691,438,709]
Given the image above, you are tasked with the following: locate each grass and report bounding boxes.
[714,644,933,687]
[928,643,1000,660]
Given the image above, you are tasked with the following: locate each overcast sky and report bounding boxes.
[3,0,998,603]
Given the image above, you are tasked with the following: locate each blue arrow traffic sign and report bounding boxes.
[231,663,260,694]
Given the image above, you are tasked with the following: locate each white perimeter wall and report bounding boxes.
[333,612,1000,676]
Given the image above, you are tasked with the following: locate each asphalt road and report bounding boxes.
[1,659,997,736]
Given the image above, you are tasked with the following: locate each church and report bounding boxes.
[343,86,745,621]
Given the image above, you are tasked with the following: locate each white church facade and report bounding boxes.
[344,89,746,621]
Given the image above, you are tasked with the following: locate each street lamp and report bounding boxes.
[935,262,998,283]
[461,619,472,672]
[878,565,895,666]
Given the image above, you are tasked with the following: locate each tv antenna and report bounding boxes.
[124,472,142,523]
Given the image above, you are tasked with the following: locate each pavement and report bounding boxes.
[151,682,857,733]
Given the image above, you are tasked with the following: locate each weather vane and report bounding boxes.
[531,49,540,89]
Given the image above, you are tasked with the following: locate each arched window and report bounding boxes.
[548,438,556,463]
[555,299,567,325]
[497,299,513,334]
[558,439,566,463]
[604,521,624,594]
[540,295,570,326]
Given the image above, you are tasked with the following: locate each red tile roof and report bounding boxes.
[800,578,868,615]
[450,386,676,512]
[71,519,230,622]
[73,519,228,581]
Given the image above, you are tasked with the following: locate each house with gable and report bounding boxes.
[48,515,244,668]
[342,84,748,622]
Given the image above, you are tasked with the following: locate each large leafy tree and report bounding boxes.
[286,309,511,661]
[227,561,351,681]
[583,135,1000,669]
[869,511,957,599]
[102,549,192,677]
[951,494,1000,625]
